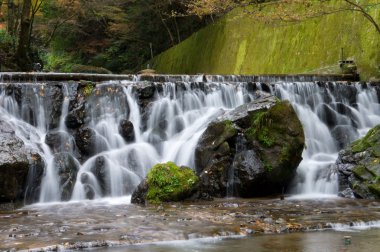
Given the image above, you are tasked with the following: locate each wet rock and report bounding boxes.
[131,180,149,205]
[337,125,380,199]
[65,103,87,129]
[45,131,74,153]
[195,95,304,198]
[90,156,110,196]
[45,84,64,129]
[0,121,32,202]
[84,184,95,200]
[54,153,80,201]
[118,120,135,143]
[75,127,108,157]
[24,151,45,204]
[137,82,156,99]
[331,125,358,149]
[231,150,266,196]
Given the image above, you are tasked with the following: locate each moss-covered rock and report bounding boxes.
[131,162,199,204]
[337,125,380,199]
[195,93,305,198]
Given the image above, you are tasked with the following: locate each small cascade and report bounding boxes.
[0,77,379,203]
[227,134,247,197]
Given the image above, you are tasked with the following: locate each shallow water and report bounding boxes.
[1,197,380,251]
[106,229,380,252]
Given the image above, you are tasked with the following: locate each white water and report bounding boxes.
[275,82,380,197]
[0,79,379,203]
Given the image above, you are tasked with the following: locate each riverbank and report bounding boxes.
[1,197,380,251]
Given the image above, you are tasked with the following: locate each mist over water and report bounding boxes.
[0,78,379,203]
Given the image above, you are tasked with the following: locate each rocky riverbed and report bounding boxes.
[1,197,380,251]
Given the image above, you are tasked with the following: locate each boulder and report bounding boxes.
[90,156,110,196]
[337,125,380,199]
[0,121,44,202]
[195,93,304,198]
[53,153,80,201]
[75,127,108,156]
[45,85,64,130]
[24,151,45,204]
[65,103,87,129]
[45,131,74,153]
[118,119,135,143]
[131,162,199,204]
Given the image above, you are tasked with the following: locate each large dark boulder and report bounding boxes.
[195,93,305,198]
[0,121,44,202]
[337,125,380,199]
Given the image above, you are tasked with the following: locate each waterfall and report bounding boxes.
[275,82,380,197]
[0,77,379,203]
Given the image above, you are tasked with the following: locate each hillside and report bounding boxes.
[152,1,380,80]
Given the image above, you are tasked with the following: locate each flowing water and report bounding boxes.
[0,77,379,203]
[103,229,380,252]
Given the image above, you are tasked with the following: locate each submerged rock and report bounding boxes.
[337,125,380,199]
[195,93,304,198]
[75,127,108,157]
[45,130,74,153]
[131,162,199,204]
[90,156,110,196]
[118,119,135,143]
[54,153,80,201]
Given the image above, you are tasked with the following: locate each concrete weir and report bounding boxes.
[0,72,360,82]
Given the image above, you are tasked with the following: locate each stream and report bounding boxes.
[1,197,380,251]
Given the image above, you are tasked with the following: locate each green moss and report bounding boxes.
[368,184,380,198]
[352,165,376,181]
[153,0,380,80]
[80,82,95,97]
[146,162,199,204]
[351,125,380,153]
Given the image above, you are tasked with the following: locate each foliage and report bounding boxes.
[0,0,208,72]
[187,0,380,36]
[146,162,199,204]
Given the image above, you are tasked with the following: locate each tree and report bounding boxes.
[15,0,32,70]
[186,0,380,36]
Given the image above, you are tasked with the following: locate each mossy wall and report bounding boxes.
[152,0,380,80]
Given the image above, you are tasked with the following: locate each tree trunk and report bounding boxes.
[7,1,15,36]
[15,0,32,71]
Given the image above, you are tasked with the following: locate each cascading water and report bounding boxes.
[275,82,380,197]
[0,77,379,203]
